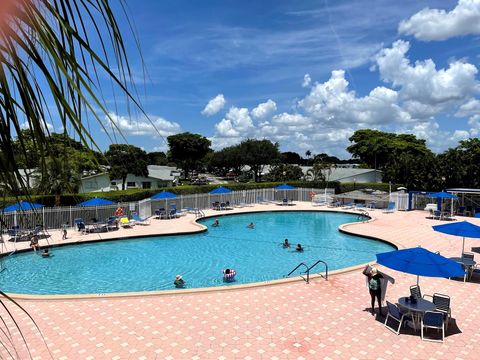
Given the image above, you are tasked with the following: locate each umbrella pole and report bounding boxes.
[462,236,465,255]
[417,275,419,285]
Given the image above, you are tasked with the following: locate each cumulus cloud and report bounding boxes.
[107,112,181,137]
[214,106,254,138]
[251,99,277,119]
[302,73,312,88]
[399,0,480,41]
[375,40,479,108]
[201,94,226,116]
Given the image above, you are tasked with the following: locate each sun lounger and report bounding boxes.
[119,216,135,228]
[132,213,150,225]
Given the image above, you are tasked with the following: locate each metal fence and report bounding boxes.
[0,187,330,233]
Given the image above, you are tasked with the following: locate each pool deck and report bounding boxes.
[2,202,480,359]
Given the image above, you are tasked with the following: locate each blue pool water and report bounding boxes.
[0,211,394,295]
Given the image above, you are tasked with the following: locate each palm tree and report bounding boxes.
[0,0,141,356]
[0,0,143,197]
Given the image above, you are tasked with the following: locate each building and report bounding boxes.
[79,165,181,193]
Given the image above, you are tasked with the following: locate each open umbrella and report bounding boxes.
[209,186,232,194]
[2,201,44,212]
[428,191,458,214]
[276,183,296,200]
[77,198,115,206]
[151,191,177,211]
[376,247,464,284]
[432,221,480,254]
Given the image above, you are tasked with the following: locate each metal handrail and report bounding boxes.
[285,262,309,278]
[306,260,328,281]
[285,259,328,284]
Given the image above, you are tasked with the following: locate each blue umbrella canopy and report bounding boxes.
[276,184,296,190]
[151,191,177,199]
[209,186,232,194]
[433,221,480,254]
[376,247,464,281]
[2,201,44,212]
[77,198,115,206]
[428,191,458,199]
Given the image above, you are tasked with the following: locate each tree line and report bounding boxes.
[6,129,480,201]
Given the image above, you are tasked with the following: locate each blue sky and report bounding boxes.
[50,0,480,158]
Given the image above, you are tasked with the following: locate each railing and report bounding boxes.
[285,259,328,283]
[0,187,330,232]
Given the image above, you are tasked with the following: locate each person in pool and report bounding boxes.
[295,244,304,252]
[42,248,50,257]
[246,222,255,228]
[282,239,290,248]
[174,275,185,288]
[212,219,220,227]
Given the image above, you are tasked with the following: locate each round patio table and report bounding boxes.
[398,297,436,331]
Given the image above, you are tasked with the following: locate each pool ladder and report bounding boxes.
[284,259,328,284]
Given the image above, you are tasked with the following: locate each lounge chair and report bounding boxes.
[132,213,150,225]
[383,202,396,213]
[342,202,354,209]
[119,216,135,228]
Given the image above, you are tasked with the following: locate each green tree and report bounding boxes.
[306,162,329,182]
[147,151,168,166]
[438,138,480,189]
[1,0,141,197]
[239,139,280,182]
[281,151,303,164]
[167,132,211,179]
[266,164,303,182]
[105,145,149,190]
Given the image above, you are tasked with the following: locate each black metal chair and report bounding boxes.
[421,311,445,343]
[432,293,451,331]
[384,301,411,335]
[410,284,422,299]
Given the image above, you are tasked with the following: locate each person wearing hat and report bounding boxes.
[363,264,384,315]
[174,275,185,288]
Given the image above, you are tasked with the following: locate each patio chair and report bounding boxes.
[282,198,288,206]
[342,202,354,209]
[384,301,411,335]
[457,206,465,216]
[432,210,441,220]
[421,311,445,343]
[383,202,395,213]
[132,213,150,225]
[410,284,422,299]
[462,252,475,278]
[432,293,451,331]
[106,218,119,231]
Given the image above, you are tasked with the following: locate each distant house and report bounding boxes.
[79,165,181,193]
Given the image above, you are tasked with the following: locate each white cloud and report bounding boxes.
[399,0,480,41]
[107,112,181,137]
[201,94,226,116]
[375,40,479,108]
[456,98,480,117]
[468,115,480,136]
[302,73,312,88]
[214,106,254,138]
[251,99,277,119]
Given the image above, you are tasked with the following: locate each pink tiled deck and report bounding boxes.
[2,203,480,359]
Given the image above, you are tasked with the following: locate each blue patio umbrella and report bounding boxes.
[151,191,177,199]
[276,184,296,190]
[77,198,115,206]
[376,247,464,284]
[2,201,44,212]
[428,191,458,213]
[209,186,232,194]
[433,221,480,254]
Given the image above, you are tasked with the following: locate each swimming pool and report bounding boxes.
[0,211,394,295]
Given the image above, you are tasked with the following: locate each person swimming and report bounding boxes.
[42,248,50,257]
[174,275,185,288]
[246,222,255,228]
[223,268,236,282]
[212,219,220,227]
[295,244,304,252]
[282,239,290,248]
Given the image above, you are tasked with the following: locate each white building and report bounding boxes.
[301,167,383,183]
[79,165,181,193]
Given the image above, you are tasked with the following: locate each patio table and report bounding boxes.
[398,296,436,330]
[450,257,476,280]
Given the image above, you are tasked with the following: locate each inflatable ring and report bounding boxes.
[309,191,316,198]
[115,207,125,217]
